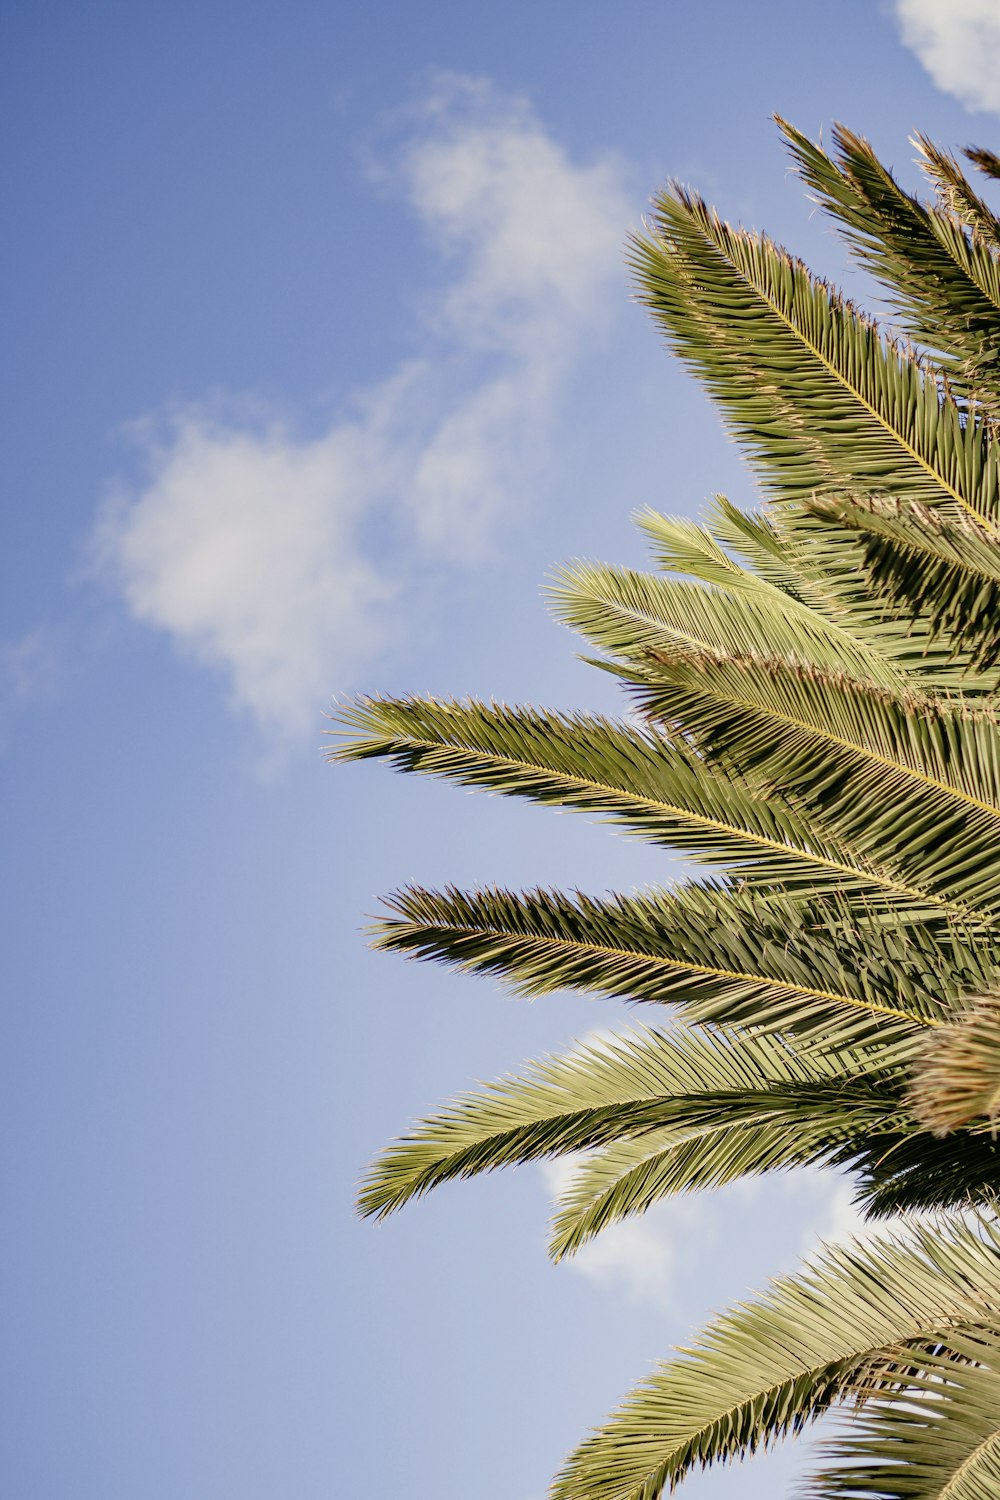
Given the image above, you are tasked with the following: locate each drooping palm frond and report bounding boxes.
[848,1124,1000,1220]
[810,1329,1000,1500]
[631,188,1000,525]
[357,1021,902,1221]
[545,1117,850,1261]
[331,694,909,903]
[546,1126,734,1259]
[371,882,983,1043]
[551,1215,1000,1500]
[777,119,1000,409]
[549,1108,1000,1258]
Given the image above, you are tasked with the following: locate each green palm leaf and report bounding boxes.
[633,506,799,598]
[553,554,1000,818]
[551,1215,1000,1500]
[777,119,1000,409]
[631,188,1000,524]
[795,493,1000,673]
[635,501,872,633]
[641,498,1000,694]
[357,1021,901,1221]
[372,882,972,1042]
[546,1120,850,1261]
[811,1330,1000,1500]
[549,560,909,690]
[623,655,1000,918]
[331,694,931,905]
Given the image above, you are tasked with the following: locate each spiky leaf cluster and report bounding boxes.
[333,122,1000,1498]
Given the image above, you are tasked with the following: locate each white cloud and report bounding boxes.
[895,0,1000,114]
[396,75,627,361]
[95,398,401,739]
[95,76,631,741]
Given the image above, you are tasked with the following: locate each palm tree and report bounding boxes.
[333,122,1000,1498]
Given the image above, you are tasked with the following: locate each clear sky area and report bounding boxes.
[4,3,1000,1497]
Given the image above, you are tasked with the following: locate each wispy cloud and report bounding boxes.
[0,628,60,748]
[793,1169,870,1264]
[94,76,631,741]
[894,0,1000,114]
[794,1169,978,1266]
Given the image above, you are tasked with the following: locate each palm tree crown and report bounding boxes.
[333,120,1000,1499]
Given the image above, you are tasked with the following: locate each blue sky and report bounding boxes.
[4,4,1000,1497]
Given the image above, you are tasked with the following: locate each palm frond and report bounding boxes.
[371,882,963,1043]
[917,132,1000,251]
[356,1021,900,1221]
[550,559,909,691]
[634,499,905,670]
[810,1329,1000,1500]
[850,1125,1000,1220]
[550,1111,1000,1258]
[631,187,1000,524]
[546,1114,868,1262]
[329,694,912,903]
[624,657,1000,918]
[636,504,814,609]
[737,498,1000,695]
[703,495,858,612]
[549,1101,1000,1262]
[638,495,940,681]
[778,119,1000,408]
[682,497,1000,694]
[797,493,1000,674]
[550,1215,1000,1500]
[554,551,1000,811]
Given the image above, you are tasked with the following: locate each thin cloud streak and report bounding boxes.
[0,628,60,748]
